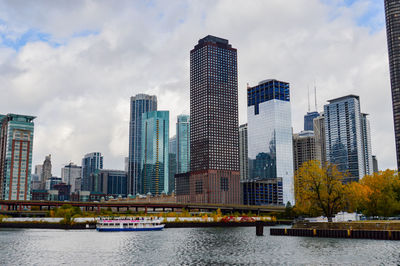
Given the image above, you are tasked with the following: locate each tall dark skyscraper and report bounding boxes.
[189,35,240,204]
[385,0,400,169]
[128,94,157,195]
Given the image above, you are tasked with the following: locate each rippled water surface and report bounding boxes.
[1,226,400,265]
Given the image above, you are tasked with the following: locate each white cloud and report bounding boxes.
[0,0,395,175]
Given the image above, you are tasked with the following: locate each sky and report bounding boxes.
[0,0,394,176]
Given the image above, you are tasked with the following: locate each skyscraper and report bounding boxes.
[141,111,169,195]
[81,152,103,191]
[128,94,157,196]
[313,115,326,165]
[247,79,294,204]
[176,114,190,174]
[304,111,320,131]
[41,154,52,190]
[324,95,372,181]
[385,0,400,169]
[239,123,248,180]
[61,162,82,193]
[189,35,240,204]
[293,131,317,173]
[169,135,177,194]
[0,114,35,200]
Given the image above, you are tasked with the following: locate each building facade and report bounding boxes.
[82,152,103,191]
[141,111,169,195]
[0,114,35,200]
[372,155,379,173]
[189,35,240,204]
[128,94,157,196]
[241,178,283,206]
[61,162,82,193]
[176,114,190,174]
[247,79,294,205]
[324,95,373,181]
[293,131,317,173]
[314,115,326,165]
[90,169,128,197]
[168,135,177,194]
[41,155,52,190]
[385,0,400,170]
[304,111,320,131]
[239,123,249,180]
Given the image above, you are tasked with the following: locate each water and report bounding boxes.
[1,226,400,265]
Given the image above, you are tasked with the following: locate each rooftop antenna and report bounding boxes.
[314,80,318,112]
[307,85,311,112]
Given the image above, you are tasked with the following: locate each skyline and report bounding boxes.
[0,0,394,175]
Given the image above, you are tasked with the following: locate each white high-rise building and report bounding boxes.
[61,163,82,192]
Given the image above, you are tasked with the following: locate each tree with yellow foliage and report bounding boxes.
[295,160,346,222]
[347,170,400,217]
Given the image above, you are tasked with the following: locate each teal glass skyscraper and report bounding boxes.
[176,114,190,174]
[0,114,35,200]
[141,111,169,195]
[128,94,157,195]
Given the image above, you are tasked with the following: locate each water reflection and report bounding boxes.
[1,227,400,265]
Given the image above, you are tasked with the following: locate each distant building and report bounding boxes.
[45,177,62,190]
[313,115,326,165]
[239,123,249,180]
[41,155,52,189]
[324,95,373,181]
[189,35,240,204]
[372,155,379,173]
[304,111,320,131]
[169,135,177,194]
[34,165,43,180]
[124,157,129,172]
[141,111,169,195]
[241,178,283,206]
[53,183,71,201]
[128,94,157,196]
[82,152,103,191]
[0,114,35,201]
[61,163,82,193]
[89,170,127,197]
[176,115,190,174]
[175,172,190,203]
[30,174,42,191]
[293,131,317,173]
[74,178,82,192]
[247,79,294,205]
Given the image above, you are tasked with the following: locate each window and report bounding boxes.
[195,180,203,194]
[221,177,229,191]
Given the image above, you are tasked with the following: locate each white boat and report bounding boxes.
[96,217,165,232]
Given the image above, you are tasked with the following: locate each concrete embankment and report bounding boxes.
[271,221,400,240]
[0,220,277,229]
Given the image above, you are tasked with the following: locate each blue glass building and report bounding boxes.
[176,114,190,174]
[168,135,177,194]
[128,94,157,196]
[141,111,169,195]
[90,170,127,197]
[304,111,320,131]
[81,152,103,191]
[324,95,372,181]
[0,114,35,200]
[247,79,293,205]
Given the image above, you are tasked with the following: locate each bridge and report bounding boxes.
[0,200,285,215]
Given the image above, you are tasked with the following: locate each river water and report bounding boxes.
[1,226,399,265]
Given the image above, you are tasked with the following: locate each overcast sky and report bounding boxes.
[0,0,394,176]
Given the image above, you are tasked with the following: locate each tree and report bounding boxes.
[294,160,346,222]
[348,170,400,217]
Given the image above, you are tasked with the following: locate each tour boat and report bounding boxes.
[96,217,165,232]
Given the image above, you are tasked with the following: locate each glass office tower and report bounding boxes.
[82,152,103,191]
[385,0,400,169]
[0,114,35,200]
[189,35,240,204]
[239,123,249,180]
[324,95,372,181]
[304,111,320,131]
[168,135,177,194]
[141,111,169,195]
[176,114,190,174]
[247,79,294,205]
[128,94,157,195]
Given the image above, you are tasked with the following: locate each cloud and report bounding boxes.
[0,0,394,175]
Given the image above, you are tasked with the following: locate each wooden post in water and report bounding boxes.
[256,221,264,236]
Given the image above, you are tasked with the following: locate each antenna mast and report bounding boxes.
[307,86,310,112]
[314,81,318,112]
